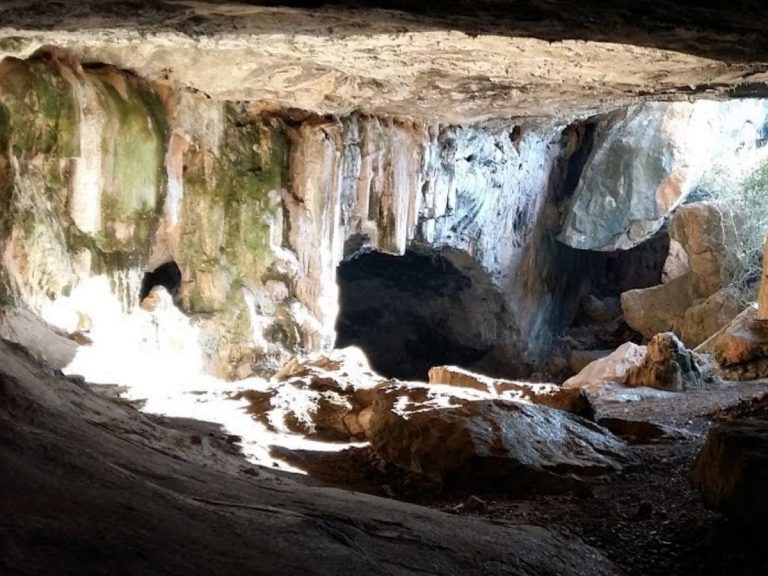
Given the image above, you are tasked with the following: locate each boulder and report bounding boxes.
[428,365,595,418]
[711,306,768,380]
[562,342,647,392]
[559,103,719,251]
[621,273,699,339]
[691,418,768,529]
[369,382,633,490]
[625,332,703,392]
[620,203,736,347]
[236,348,384,441]
[678,289,743,348]
[668,202,733,296]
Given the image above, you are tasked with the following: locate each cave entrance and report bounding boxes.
[335,249,499,380]
[139,261,182,303]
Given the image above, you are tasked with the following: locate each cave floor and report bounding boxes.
[4,315,767,575]
[0,338,619,576]
[274,380,768,576]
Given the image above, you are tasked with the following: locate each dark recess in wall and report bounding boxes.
[335,250,493,380]
[139,261,182,302]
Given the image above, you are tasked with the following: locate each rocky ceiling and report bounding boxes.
[1,1,768,122]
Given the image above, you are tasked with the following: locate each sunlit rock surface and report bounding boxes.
[559,102,768,251]
[428,364,594,418]
[237,347,383,441]
[369,381,632,490]
[563,342,647,392]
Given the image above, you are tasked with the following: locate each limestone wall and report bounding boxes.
[0,55,616,379]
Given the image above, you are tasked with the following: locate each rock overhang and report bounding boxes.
[1,0,768,123]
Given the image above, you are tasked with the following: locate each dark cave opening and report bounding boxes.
[139,261,182,302]
[335,250,497,380]
[559,229,671,373]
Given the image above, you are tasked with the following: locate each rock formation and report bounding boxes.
[0,37,765,381]
[691,396,768,530]
[368,381,632,491]
[428,364,595,418]
[0,53,607,378]
[1,2,768,574]
[625,332,703,392]
[236,347,383,441]
[710,306,768,380]
[560,104,724,251]
[621,202,742,347]
[564,333,706,394]
[563,342,648,393]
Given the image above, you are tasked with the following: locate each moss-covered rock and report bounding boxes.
[176,103,289,377]
[0,56,166,311]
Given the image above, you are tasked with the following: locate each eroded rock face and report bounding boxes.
[3,1,768,123]
[369,382,632,490]
[625,332,703,392]
[0,55,598,378]
[0,56,163,312]
[291,117,592,374]
[0,52,762,381]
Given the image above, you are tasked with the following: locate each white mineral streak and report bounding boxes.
[69,77,104,235]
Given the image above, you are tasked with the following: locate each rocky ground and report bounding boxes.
[0,337,623,576]
[274,380,768,576]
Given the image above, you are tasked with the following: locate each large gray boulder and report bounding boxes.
[559,102,715,251]
[560,100,766,252]
[369,382,632,491]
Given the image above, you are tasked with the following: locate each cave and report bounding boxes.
[2,2,768,576]
[139,260,182,302]
[335,250,496,380]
